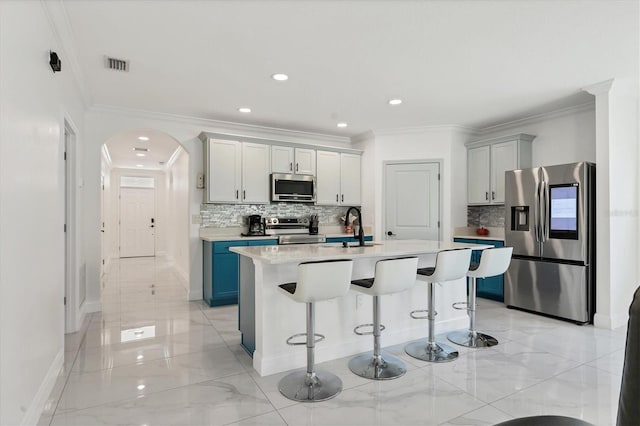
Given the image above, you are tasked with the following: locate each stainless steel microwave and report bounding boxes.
[271,173,316,203]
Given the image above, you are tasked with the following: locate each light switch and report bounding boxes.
[196,173,205,189]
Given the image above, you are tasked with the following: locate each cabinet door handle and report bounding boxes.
[485,192,488,201]
[235,190,239,199]
[289,162,293,171]
[341,194,344,202]
[296,163,299,172]
[336,194,339,202]
[243,190,246,200]
[492,191,495,200]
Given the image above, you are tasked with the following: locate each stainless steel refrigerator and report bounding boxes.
[504,162,595,324]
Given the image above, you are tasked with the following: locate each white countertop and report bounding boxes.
[452,226,505,242]
[199,225,373,242]
[230,239,491,264]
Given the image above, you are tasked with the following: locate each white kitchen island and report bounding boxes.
[231,239,490,376]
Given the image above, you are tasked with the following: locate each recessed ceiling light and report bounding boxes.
[272,73,288,81]
[137,384,145,390]
[136,164,144,167]
[138,136,149,141]
[388,99,403,105]
[238,107,251,113]
[136,355,144,360]
[337,123,348,128]
[135,153,145,157]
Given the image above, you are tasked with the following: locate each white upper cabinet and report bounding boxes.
[271,146,294,174]
[271,146,316,175]
[340,153,361,205]
[466,133,535,205]
[207,139,242,203]
[316,151,341,205]
[242,143,271,203]
[204,138,270,204]
[316,150,361,206]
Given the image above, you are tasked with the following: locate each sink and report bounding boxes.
[343,242,377,248]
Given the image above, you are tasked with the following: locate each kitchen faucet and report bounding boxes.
[345,206,365,247]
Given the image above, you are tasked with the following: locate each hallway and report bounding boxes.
[39,257,625,425]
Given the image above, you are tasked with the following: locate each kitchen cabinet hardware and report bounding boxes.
[336,194,339,202]
[486,192,488,200]
[243,190,246,200]
[296,163,299,172]
[236,190,239,199]
[492,191,495,200]
[289,162,292,171]
[341,194,344,202]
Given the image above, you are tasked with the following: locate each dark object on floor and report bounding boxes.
[495,416,593,426]
[617,286,640,426]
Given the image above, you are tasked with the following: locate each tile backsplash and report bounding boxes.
[467,205,505,228]
[200,203,354,227]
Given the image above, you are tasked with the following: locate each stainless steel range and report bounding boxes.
[264,217,326,245]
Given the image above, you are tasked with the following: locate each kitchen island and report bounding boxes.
[231,239,490,376]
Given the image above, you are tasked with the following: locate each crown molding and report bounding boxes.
[371,124,477,137]
[475,102,595,136]
[582,79,615,96]
[88,104,352,147]
[350,130,376,144]
[41,0,91,107]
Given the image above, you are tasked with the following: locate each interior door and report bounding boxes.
[384,162,440,240]
[119,187,155,257]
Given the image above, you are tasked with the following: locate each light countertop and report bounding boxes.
[199,225,373,242]
[230,239,491,265]
[452,226,505,242]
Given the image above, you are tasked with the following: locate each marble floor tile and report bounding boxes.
[277,368,485,425]
[51,373,274,426]
[57,346,246,413]
[439,404,514,426]
[431,341,581,403]
[492,364,621,426]
[42,256,627,426]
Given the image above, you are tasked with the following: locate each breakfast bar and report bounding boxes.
[231,239,490,376]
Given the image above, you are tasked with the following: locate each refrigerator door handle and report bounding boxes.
[542,181,549,242]
[534,181,540,242]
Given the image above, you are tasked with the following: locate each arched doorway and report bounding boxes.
[100,129,190,297]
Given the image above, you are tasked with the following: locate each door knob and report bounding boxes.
[387,231,395,236]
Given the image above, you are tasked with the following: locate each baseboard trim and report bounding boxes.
[22,349,63,426]
[594,312,629,330]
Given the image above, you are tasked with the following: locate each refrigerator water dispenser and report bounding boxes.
[510,206,529,231]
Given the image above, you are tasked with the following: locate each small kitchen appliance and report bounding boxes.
[242,215,266,236]
[309,214,319,235]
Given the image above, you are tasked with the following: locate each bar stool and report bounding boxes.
[448,246,513,348]
[277,259,353,402]
[405,248,472,363]
[349,256,419,380]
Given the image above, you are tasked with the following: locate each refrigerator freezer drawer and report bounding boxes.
[505,258,590,323]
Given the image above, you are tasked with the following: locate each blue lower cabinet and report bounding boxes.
[453,238,505,302]
[204,239,277,307]
[326,236,373,244]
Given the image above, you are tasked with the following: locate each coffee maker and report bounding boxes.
[243,215,265,236]
[309,214,319,235]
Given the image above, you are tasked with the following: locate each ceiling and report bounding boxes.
[104,129,181,171]
[64,1,638,167]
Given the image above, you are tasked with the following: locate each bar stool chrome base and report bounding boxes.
[405,340,459,363]
[278,370,342,402]
[348,353,406,380]
[447,330,498,348]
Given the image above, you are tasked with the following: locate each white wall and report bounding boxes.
[475,104,596,167]
[0,2,86,424]
[166,148,190,284]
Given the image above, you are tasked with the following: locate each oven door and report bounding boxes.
[271,173,316,202]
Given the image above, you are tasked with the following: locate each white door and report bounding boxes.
[384,162,440,240]
[120,187,155,257]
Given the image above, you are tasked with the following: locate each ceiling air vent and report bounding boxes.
[133,147,149,152]
[105,56,129,72]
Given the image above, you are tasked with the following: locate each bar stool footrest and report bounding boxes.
[452,301,469,311]
[410,309,436,320]
[353,323,386,335]
[286,332,326,346]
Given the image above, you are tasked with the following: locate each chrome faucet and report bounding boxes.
[345,206,365,246]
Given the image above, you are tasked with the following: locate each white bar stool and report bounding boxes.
[448,246,513,348]
[277,259,353,402]
[405,248,472,363]
[349,256,419,380]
